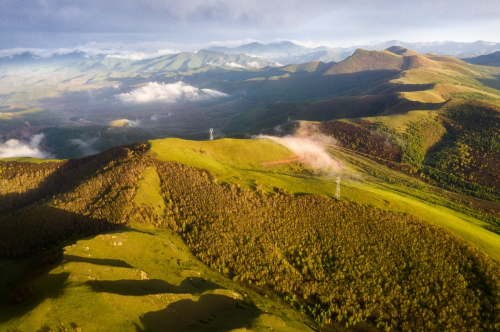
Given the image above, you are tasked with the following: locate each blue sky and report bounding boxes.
[1,0,499,49]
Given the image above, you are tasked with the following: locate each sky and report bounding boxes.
[1,0,500,52]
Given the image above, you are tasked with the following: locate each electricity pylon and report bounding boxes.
[335,177,341,199]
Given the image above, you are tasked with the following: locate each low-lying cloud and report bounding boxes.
[69,138,99,156]
[151,113,171,121]
[257,134,344,172]
[224,62,244,68]
[0,134,52,159]
[116,82,229,104]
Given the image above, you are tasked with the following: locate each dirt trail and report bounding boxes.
[260,155,302,167]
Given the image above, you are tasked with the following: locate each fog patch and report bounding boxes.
[256,134,344,173]
[247,61,261,67]
[105,49,178,61]
[69,138,99,156]
[128,119,141,126]
[151,113,171,121]
[224,62,244,68]
[116,82,229,104]
[0,134,52,159]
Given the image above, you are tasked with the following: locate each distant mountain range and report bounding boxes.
[210,40,500,65]
[210,41,350,65]
[0,49,277,73]
[2,40,500,69]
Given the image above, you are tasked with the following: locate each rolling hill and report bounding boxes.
[1,134,500,331]
[228,46,500,135]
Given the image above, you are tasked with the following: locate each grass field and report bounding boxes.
[0,157,62,163]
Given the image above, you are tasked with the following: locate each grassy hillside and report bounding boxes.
[225,47,500,137]
[1,136,500,331]
[0,224,317,332]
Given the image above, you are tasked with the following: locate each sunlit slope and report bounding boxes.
[228,47,500,134]
[149,137,500,261]
[0,225,314,332]
[149,137,295,186]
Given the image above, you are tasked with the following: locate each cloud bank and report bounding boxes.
[0,134,52,159]
[116,82,229,104]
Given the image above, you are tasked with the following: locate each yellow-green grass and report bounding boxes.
[0,157,62,163]
[392,68,464,85]
[150,137,500,261]
[0,224,314,332]
[401,90,446,103]
[108,119,134,128]
[432,83,500,100]
[149,137,296,188]
[344,110,440,133]
[134,167,166,216]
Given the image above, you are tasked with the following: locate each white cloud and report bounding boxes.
[151,113,171,121]
[224,62,244,68]
[69,137,99,156]
[0,134,52,159]
[105,48,178,61]
[257,134,344,172]
[246,61,261,67]
[116,82,229,104]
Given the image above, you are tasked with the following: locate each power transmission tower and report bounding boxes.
[209,128,213,140]
[335,177,341,199]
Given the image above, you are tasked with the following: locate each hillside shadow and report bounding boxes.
[476,74,500,91]
[244,69,402,103]
[64,255,134,269]
[135,294,263,332]
[0,206,122,258]
[86,277,222,296]
[0,272,70,323]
